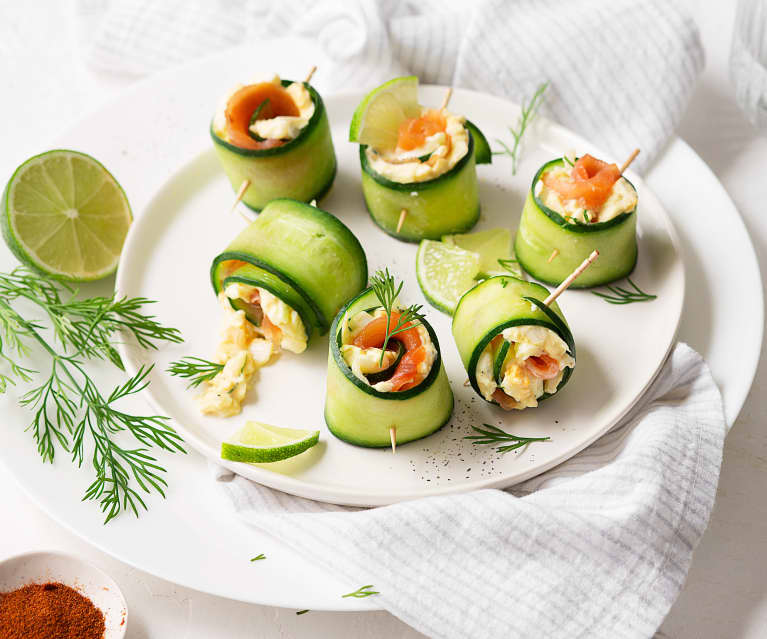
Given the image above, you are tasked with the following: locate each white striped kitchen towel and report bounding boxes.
[78,0,703,173]
[215,343,725,639]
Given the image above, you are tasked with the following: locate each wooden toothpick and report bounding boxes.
[396,209,408,233]
[543,250,599,306]
[390,427,397,454]
[231,179,253,223]
[304,65,317,84]
[619,148,640,175]
[439,87,453,111]
[547,248,559,263]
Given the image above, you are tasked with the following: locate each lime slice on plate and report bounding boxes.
[443,228,522,278]
[416,239,481,314]
[1,150,132,281]
[349,76,421,150]
[221,421,320,464]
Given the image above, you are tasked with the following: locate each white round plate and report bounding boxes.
[0,41,760,610]
[115,87,684,506]
[0,551,128,637]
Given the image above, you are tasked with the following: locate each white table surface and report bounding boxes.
[1,1,766,637]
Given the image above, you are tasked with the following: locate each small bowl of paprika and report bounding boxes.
[0,550,127,639]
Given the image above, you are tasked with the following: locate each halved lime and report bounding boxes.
[349,76,421,150]
[221,421,320,464]
[1,150,132,282]
[443,228,522,278]
[416,239,480,314]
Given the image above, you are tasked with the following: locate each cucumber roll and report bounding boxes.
[325,273,454,447]
[349,77,490,242]
[210,73,336,211]
[515,154,638,288]
[211,198,367,337]
[198,199,366,417]
[452,276,575,411]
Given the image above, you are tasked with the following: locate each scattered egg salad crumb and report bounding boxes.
[212,73,314,143]
[366,107,469,184]
[196,285,308,417]
[475,325,574,410]
[340,307,436,392]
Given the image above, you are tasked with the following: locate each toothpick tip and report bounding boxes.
[304,65,317,83]
[396,209,407,234]
[439,87,453,111]
[619,148,640,175]
[390,427,397,454]
[543,250,600,306]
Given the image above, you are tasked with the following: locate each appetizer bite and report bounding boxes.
[211,72,336,211]
[349,77,491,242]
[202,199,367,416]
[452,276,575,410]
[514,153,638,287]
[325,270,453,447]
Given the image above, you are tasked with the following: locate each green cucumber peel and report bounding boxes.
[366,341,405,385]
[493,340,510,384]
[247,98,270,141]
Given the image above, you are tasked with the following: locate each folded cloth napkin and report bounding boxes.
[215,343,725,639]
[78,0,703,173]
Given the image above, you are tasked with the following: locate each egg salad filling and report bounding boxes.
[195,285,308,417]
[476,325,574,411]
[340,308,437,392]
[212,73,315,143]
[536,156,637,224]
[366,107,469,184]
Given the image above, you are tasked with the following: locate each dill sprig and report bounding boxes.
[465,424,550,454]
[591,278,657,305]
[250,554,266,562]
[0,268,182,370]
[370,269,423,366]
[493,82,548,175]
[0,266,185,523]
[167,356,224,388]
[342,585,379,599]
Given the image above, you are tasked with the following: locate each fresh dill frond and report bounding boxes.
[591,278,657,305]
[465,424,550,454]
[370,269,423,366]
[167,356,224,388]
[0,266,185,523]
[492,82,548,175]
[342,585,379,599]
[250,554,266,562]
[0,267,182,371]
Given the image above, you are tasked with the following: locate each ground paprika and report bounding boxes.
[0,581,105,639]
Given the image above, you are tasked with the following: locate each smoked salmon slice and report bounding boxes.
[225,83,300,150]
[397,109,447,151]
[353,311,427,391]
[524,354,560,380]
[543,154,620,212]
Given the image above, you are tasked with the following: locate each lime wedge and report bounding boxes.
[1,150,132,281]
[349,76,421,150]
[221,421,320,464]
[416,239,481,314]
[443,228,522,278]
